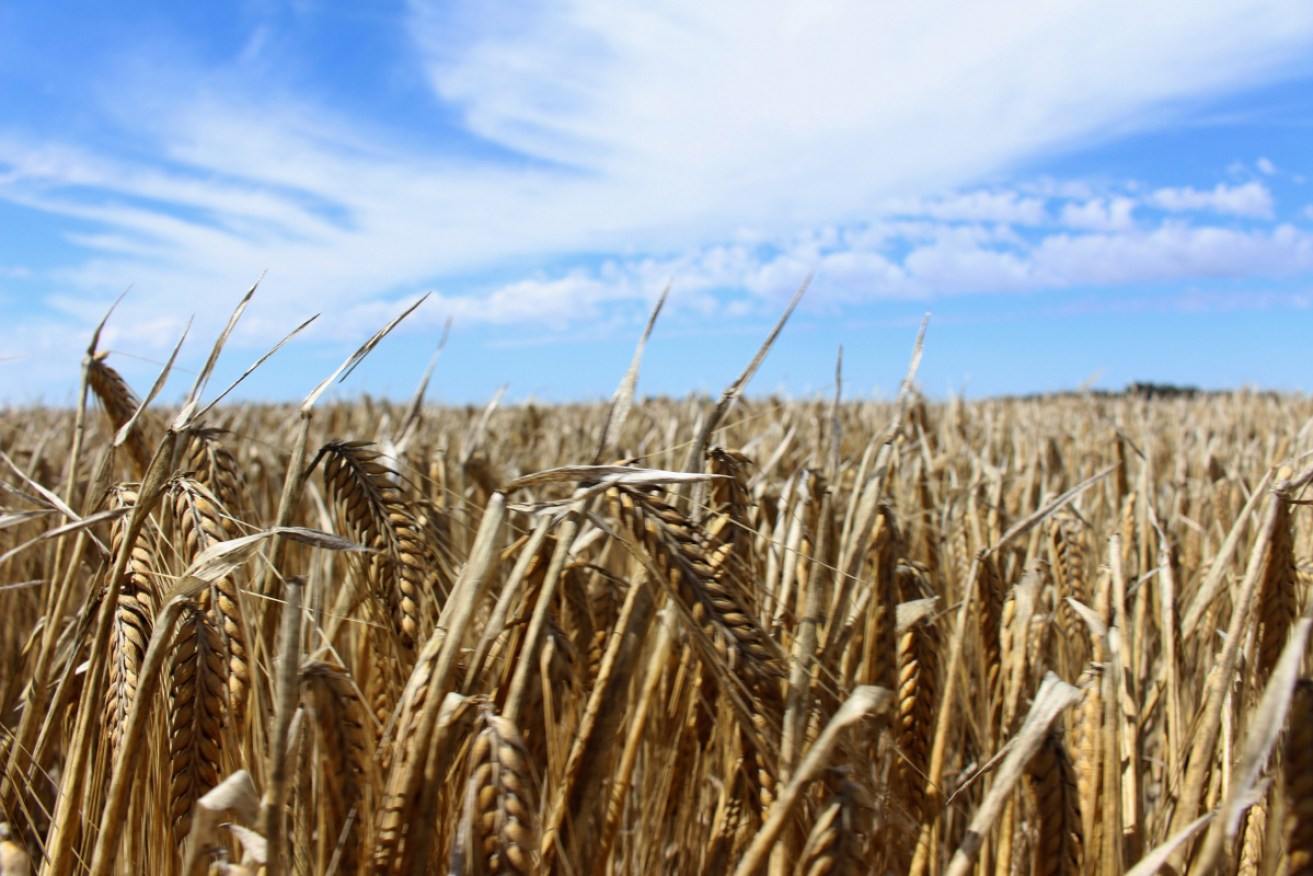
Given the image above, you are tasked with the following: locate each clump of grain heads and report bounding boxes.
[1,309,1311,876]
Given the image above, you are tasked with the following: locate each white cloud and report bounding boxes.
[804,213,1313,298]
[1031,222,1313,285]
[1148,181,1274,218]
[432,211,1313,310]
[815,250,911,302]
[1059,197,1137,231]
[905,242,1032,294]
[1257,157,1277,175]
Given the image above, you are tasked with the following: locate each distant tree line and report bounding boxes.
[1120,381,1203,399]
[1007,381,1284,401]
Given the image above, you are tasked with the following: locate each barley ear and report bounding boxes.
[1284,680,1313,874]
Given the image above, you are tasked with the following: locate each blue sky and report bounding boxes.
[3,1,1313,405]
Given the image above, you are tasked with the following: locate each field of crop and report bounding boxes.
[1,310,1312,875]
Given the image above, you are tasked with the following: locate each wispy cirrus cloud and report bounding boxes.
[413,1,1313,202]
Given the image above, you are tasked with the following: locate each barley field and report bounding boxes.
[1,309,1312,875]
